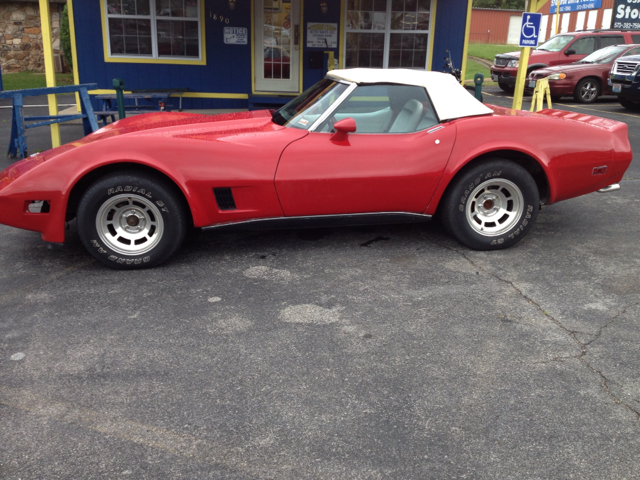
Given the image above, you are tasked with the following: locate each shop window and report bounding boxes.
[106,0,201,60]
[345,0,431,69]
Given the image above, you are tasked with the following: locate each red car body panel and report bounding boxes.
[275,124,457,216]
[0,106,632,244]
[425,106,629,215]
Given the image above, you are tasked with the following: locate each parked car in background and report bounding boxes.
[525,44,640,103]
[264,46,291,79]
[491,29,640,92]
[610,52,640,109]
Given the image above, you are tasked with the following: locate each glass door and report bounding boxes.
[254,0,301,93]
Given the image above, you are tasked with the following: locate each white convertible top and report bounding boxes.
[326,68,493,122]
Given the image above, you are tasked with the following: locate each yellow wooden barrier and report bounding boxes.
[530,77,553,112]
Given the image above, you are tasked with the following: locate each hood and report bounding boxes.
[496,49,555,60]
[532,61,609,75]
[39,110,276,161]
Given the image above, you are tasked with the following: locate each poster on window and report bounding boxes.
[224,27,248,45]
[307,23,338,48]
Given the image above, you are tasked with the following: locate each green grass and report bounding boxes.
[465,59,492,82]
[1,72,74,91]
[467,43,518,61]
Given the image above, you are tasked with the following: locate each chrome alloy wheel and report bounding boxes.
[96,194,164,255]
[465,179,524,236]
[579,80,598,102]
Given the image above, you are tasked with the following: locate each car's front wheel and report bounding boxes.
[574,78,600,103]
[77,172,188,269]
[618,97,640,110]
[440,160,540,250]
[498,81,514,93]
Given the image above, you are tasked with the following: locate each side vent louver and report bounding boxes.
[214,188,237,211]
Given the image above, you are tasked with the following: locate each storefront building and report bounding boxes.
[70,0,474,109]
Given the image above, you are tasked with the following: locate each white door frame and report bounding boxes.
[253,0,301,93]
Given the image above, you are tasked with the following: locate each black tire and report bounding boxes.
[618,97,640,110]
[440,159,540,250]
[574,77,600,103]
[498,81,514,93]
[77,172,188,269]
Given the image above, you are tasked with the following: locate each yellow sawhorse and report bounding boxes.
[530,77,553,112]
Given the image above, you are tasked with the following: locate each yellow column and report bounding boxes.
[512,0,547,110]
[67,0,81,112]
[460,0,474,84]
[39,0,61,148]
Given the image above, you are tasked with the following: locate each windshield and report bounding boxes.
[579,45,628,63]
[537,35,574,52]
[272,79,349,129]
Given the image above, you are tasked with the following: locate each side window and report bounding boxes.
[622,47,640,56]
[317,85,436,134]
[568,36,595,55]
[632,34,640,43]
[599,36,624,49]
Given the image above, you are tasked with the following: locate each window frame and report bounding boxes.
[101,0,206,65]
[343,0,433,70]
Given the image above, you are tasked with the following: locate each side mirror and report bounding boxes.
[331,118,356,142]
[565,49,576,56]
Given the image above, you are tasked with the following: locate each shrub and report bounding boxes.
[60,4,72,70]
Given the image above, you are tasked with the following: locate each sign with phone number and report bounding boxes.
[550,0,602,14]
[612,0,640,30]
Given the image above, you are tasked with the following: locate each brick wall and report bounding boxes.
[0,1,64,73]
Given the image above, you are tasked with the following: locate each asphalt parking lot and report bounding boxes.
[1,88,639,479]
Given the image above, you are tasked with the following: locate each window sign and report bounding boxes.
[224,27,248,44]
[307,23,338,48]
[550,0,602,14]
[612,0,640,30]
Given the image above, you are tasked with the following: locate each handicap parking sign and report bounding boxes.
[519,13,542,48]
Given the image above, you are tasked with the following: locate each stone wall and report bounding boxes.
[0,1,64,73]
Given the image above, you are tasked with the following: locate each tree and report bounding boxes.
[60,4,72,70]
[473,0,526,9]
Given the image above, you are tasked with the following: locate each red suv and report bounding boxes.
[491,29,640,92]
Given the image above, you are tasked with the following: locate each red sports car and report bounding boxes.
[0,69,632,269]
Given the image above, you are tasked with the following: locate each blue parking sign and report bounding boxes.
[519,13,542,48]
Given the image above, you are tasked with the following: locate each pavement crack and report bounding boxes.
[436,242,640,421]
[360,236,390,247]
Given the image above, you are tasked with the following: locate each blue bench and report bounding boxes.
[1,83,99,159]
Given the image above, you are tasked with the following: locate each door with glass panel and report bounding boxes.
[254,0,301,93]
[345,0,431,69]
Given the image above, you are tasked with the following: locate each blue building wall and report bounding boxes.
[73,0,470,110]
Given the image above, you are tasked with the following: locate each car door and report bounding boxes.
[274,84,457,217]
[556,35,596,65]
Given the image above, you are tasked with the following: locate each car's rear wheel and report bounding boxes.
[77,172,187,269]
[618,97,640,110]
[440,159,540,250]
[574,78,600,103]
